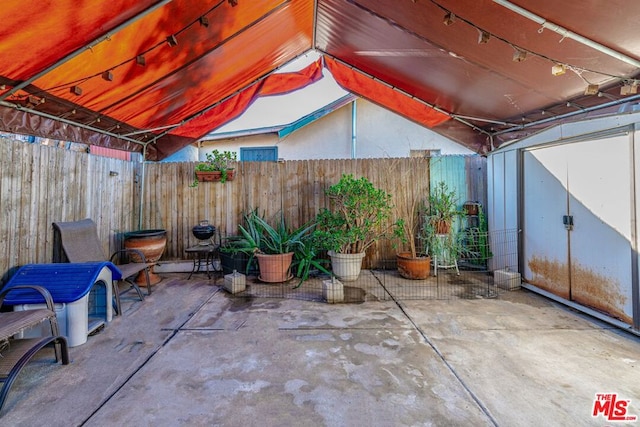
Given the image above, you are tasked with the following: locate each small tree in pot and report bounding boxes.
[315,174,401,281]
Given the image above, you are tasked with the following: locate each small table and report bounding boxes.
[185,244,220,279]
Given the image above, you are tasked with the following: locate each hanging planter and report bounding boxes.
[194,170,222,182]
[190,150,237,186]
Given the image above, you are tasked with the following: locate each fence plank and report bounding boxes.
[1,138,486,284]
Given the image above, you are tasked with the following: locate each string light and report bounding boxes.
[584,84,599,95]
[426,0,631,83]
[14,0,232,119]
[621,81,638,95]
[512,48,527,62]
[551,64,566,76]
[26,95,44,108]
[443,11,455,26]
[166,35,178,47]
[102,71,114,81]
[478,30,490,44]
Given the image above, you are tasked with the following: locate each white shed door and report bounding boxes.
[523,135,633,324]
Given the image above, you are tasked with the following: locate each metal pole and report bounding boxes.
[351,100,357,159]
[493,0,640,68]
[138,145,147,231]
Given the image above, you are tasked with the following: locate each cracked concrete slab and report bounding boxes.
[2,274,639,427]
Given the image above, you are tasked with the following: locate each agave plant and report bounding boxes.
[237,209,325,284]
[238,210,314,255]
[292,232,332,288]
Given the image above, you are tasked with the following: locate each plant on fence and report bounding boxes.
[190,149,237,186]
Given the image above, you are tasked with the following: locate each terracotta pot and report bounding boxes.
[463,202,480,216]
[256,252,294,283]
[124,229,167,286]
[195,171,222,182]
[396,252,431,280]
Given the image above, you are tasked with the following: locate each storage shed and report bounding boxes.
[488,108,640,332]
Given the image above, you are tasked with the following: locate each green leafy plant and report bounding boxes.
[190,149,237,186]
[292,232,333,288]
[462,204,492,267]
[427,181,465,234]
[235,209,309,255]
[235,209,325,284]
[315,174,402,254]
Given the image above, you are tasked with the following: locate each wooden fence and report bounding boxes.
[0,137,486,283]
[0,138,139,284]
[143,156,487,267]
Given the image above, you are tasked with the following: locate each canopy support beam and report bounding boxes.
[0,101,148,148]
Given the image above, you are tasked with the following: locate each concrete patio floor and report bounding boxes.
[2,272,640,426]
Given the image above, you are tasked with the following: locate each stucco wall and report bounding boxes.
[188,99,473,161]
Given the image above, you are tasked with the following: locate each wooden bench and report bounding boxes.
[0,285,70,414]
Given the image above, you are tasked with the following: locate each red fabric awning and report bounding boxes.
[323,57,449,129]
[3,0,639,158]
[168,58,324,139]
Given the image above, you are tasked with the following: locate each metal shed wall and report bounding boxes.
[488,111,640,332]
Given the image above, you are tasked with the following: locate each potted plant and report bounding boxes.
[191,149,237,186]
[315,174,401,281]
[218,235,258,276]
[292,231,333,288]
[460,204,492,269]
[426,181,467,272]
[427,181,464,234]
[394,197,431,280]
[238,210,315,283]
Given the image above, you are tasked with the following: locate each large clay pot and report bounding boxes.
[256,252,294,283]
[124,229,167,286]
[396,252,431,280]
[328,251,366,281]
